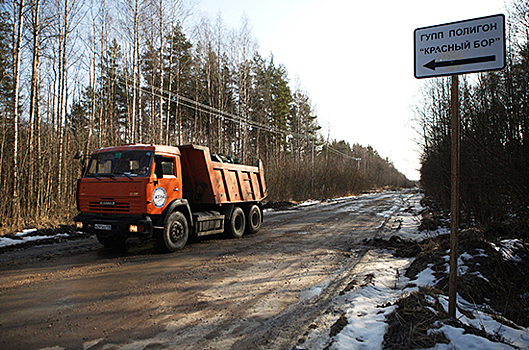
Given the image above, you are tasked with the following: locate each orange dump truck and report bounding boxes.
[74,144,267,252]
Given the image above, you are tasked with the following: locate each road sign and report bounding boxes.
[414,14,506,319]
[414,14,505,78]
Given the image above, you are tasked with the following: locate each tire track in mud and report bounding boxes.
[89,196,387,350]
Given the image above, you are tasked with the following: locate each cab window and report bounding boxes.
[86,151,152,178]
[155,157,175,177]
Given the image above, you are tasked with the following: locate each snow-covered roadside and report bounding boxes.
[299,190,529,350]
[327,251,415,349]
[0,227,77,249]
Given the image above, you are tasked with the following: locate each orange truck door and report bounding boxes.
[150,155,181,214]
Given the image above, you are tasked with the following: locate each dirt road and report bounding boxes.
[0,189,420,350]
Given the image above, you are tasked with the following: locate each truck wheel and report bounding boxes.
[96,234,126,249]
[159,211,189,252]
[246,205,262,234]
[227,207,246,238]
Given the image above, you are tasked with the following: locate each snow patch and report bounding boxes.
[0,233,70,248]
[490,239,524,263]
[412,267,437,288]
[331,251,413,350]
[427,325,517,350]
[300,278,330,302]
[297,200,322,207]
[434,295,529,350]
[16,228,38,236]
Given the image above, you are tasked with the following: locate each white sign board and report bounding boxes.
[414,14,505,78]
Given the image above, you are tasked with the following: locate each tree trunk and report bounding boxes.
[12,0,25,224]
[131,0,139,143]
[158,0,164,144]
[57,0,70,205]
[29,0,42,216]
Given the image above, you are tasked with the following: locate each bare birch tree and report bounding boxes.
[28,0,42,215]
[12,0,25,222]
[228,16,257,162]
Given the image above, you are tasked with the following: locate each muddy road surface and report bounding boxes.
[0,189,420,350]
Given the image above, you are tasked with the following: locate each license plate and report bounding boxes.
[95,224,112,231]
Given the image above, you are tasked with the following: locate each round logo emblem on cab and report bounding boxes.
[153,187,167,208]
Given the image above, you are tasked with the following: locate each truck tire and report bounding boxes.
[159,211,189,252]
[246,205,262,234]
[227,206,245,238]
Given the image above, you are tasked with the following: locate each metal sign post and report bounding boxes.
[449,75,460,318]
[414,14,505,318]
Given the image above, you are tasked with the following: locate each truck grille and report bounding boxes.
[88,201,131,212]
[81,196,143,214]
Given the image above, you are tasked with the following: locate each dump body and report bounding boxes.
[179,144,266,205]
[74,144,267,252]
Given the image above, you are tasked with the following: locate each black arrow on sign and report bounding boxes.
[424,55,496,71]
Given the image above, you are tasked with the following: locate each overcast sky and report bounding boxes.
[196,0,506,180]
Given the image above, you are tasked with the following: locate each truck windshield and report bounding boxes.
[85,151,153,178]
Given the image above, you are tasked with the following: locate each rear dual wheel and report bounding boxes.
[226,205,262,238]
[246,205,262,234]
[227,207,246,238]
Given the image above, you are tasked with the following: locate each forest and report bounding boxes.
[416,0,529,235]
[0,0,411,234]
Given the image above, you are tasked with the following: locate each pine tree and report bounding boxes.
[163,23,192,145]
[98,38,128,145]
[269,60,292,157]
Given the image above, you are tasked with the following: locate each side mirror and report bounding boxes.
[154,155,163,179]
[74,151,87,176]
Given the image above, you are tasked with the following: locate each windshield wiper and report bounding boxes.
[87,173,102,180]
[99,173,116,180]
[117,172,134,181]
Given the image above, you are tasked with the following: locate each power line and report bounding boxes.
[137,83,315,141]
[120,77,358,162]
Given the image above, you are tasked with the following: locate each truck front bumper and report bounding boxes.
[74,213,153,238]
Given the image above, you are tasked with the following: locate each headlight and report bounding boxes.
[130,225,143,233]
[75,222,83,229]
